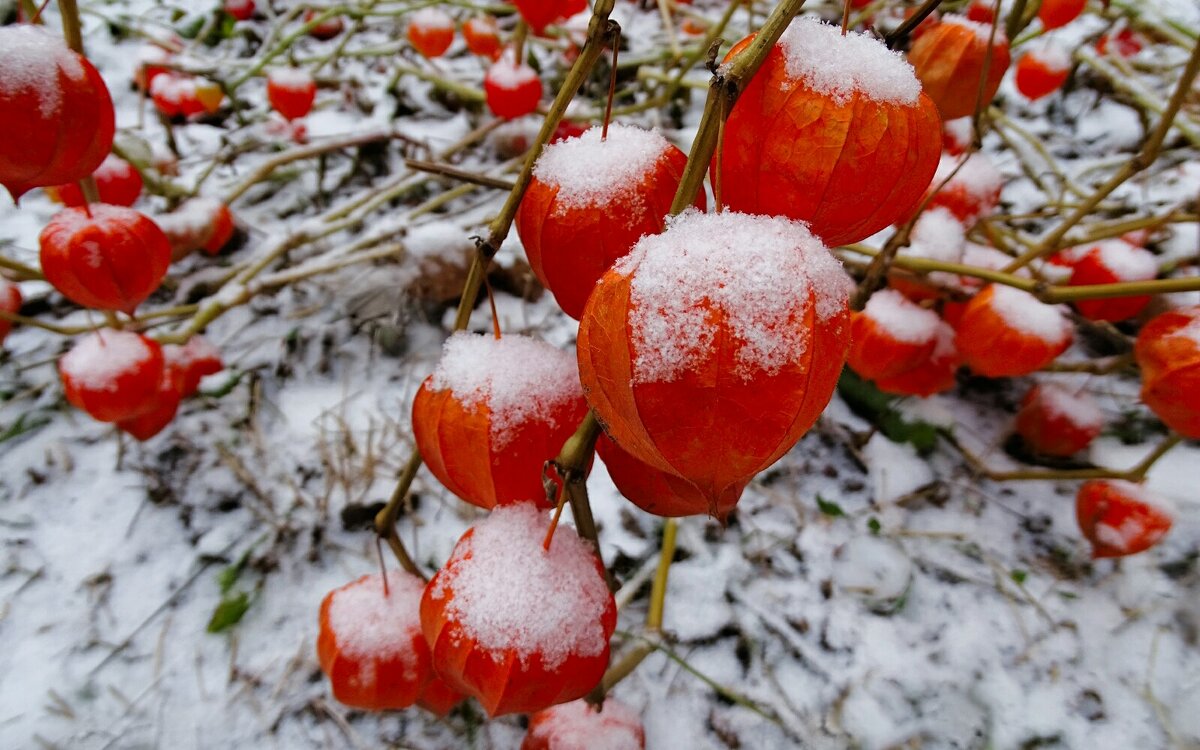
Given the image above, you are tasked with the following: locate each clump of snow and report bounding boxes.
[428,333,582,447]
[528,698,644,750]
[1031,42,1071,72]
[327,571,425,679]
[943,117,973,151]
[405,221,469,259]
[941,13,1008,44]
[1087,240,1158,281]
[934,153,1004,202]
[987,285,1072,344]
[904,207,967,287]
[778,16,921,105]
[1033,383,1103,431]
[533,124,672,208]
[862,289,941,344]
[617,211,851,383]
[429,503,612,669]
[155,197,225,239]
[832,535,913,606]
[150,74,195,109]
[269,67,313,90]
[409,7,454,31]
[486,52,538,88]
[0,25,86,118]
[60,331,157,392]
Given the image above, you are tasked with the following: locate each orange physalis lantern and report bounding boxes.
[1076,480,1173,559]
[420,503,616,717]
[954,284,1072,377]
[59,331,165,423]
[0,280,21,346]
[0,26,116,203]
[522,698,646,750]
[908,14,1011,121]
[1015,45,1071,101]
[1038,0,1085,30]
[317,571,435,711]
[1014,383,1103,457]
[577,211,852,514]
[716,18,942,246]
[873,318,960,397]
[39,205,172,315]
[923,152,1004,225]
[407,8,455,59]
[516,124,701,320]
[412,333,588,510]
[1134,305,1200,439]
[1067,240,1158,323]
[596,434,746,519]
[49,154,143,208]
[847,289,944,381]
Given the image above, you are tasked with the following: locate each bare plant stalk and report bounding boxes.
[884,0,944,49]
[57,0,100,205]
[951,433,1182,482]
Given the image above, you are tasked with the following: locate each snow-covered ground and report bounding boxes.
[2,0,1199,748]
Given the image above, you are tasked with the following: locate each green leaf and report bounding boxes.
[816,495,845,517]
[867,517,882,535]
[837,370,941,456]
[207,591,251,633]
[1010,569,1028,585]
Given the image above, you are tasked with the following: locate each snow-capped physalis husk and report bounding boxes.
[59,330,165,423]
[484,52,542,119]
[0,280,21,346]
[0,26,115,202]
[1068,240,1158,323]
[318,571,436,711]
[1076,480,1173,559]
[39,205,172,315]
[716,18,941,247]
[1038,0,1085,30]
[872,319,960,397]
[516,124,702,320]
[412,334,589,510]
[157,197,236,260]
[577,211,852,515]
[954,284,1073,377]
[908,14,1011,121]
[513,0,585,34]
[596,434,746,518]
[407,7,455,58]
[49,154,143,208]
[1135,305,1200,439]
[922,152,1004,226]
[420,503,616,717]
[523,697,646,750]
[1015,45,1071,101]
[847,289,943,381]
[1014,383,1103,457]
[267,67,316,121]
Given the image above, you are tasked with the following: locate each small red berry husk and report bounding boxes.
[873,319,960,397]
[0,26,116,202]
[224,0,256,21]
[134,44,173,91]
[39,205,172,315]
[522,698,646,750]
[513,0,581,34]
[965,0,995,24]
[157,197,236,260]
[942,117,973,156]
[516,124,703,320]
[59,331,165,423]
[463,16,502,59]
[117,369,182,441]
[412,333,589,510]
[420,503,617,718]
[1014,383,1103,457]
[578,212,852,514]
[908,14,1011,121]
[193,80,225,115]
[150,75,206,119]
[318,571,434,711]
[50,154,143,208]
[304,10,345,40]
[163,336,224,397]
[923,152,1004,226]
[1096,27,1143,58]
[484,53,543,120]
[717,20,942,247]
[596,434,745,519]
[848,289,943,381]
[0,280,22,346]
[1134,305,1200,439]
[1076,480,1173,559]
[408,8,455,58]
[1015,46,1071,101]
[1067,240,1158,322]
[267,68,316,121]
[1038,0,1085,30]
[954,284,1073,377]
